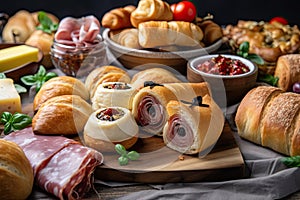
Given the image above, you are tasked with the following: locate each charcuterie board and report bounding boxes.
[94,122,246,183]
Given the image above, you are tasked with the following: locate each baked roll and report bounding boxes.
[32,95,93,135]
[2,10,36,42]
[138,21,203,48]
[131,82,210,135]
[0,139,34,199]
[85,65,131,99]
[130,0,173,28]
[274,54,300,92]
[196,19,223,45]
[235,86,300,156]
[33,76,89,112]
[130,67,182,90]
[163,95,224,155]
[101,5,136,30]
[84,107,139,152]
[110,28,141,49]
[92,82,137,110]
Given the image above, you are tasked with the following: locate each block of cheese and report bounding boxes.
[0,78,22,115]
[0,45,39,72]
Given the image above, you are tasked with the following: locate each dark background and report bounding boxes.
[1,0,299,26]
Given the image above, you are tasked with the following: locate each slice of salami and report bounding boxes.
[4,127,103,200]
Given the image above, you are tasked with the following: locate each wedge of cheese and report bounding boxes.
[0,78,22,115]
[0,45,39,72]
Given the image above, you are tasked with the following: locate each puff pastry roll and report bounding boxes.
[84,107,139,152]
[138,21,204,48]
[91,82,137,110]
[130,0,173,28]
[85,65,131,99]
[101,5,136,30]
[131,82,210,135]
[110,28,141,49]
[163,95,224,155]
[32,95,93,135]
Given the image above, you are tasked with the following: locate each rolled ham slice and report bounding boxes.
[4,127,103,200]
[163,95,225,155]
[131,82,210,135]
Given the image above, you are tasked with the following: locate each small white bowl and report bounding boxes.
[187,54,258,107]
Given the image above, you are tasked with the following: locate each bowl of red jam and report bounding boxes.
[187,54,258,106]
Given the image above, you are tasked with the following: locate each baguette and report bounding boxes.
[138,21,203,48]
[274,54,300,92]
[235,86,300,156]
[130,0,173,28]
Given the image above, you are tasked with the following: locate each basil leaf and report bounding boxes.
[239,41,250,53]
[118,156,129,166]
[44,72,58,82]
[0,73,6,79]
[127,151,140,161]
[14,84,27,93]
[4,122,13,135]
[115,144,127,156]
[1,112,12,124]
[11,113,32,130]
[281,156,300,167]
[247,54,265,65]
[21,75,38,86]
[37,65,47,78]
[36,11,58,33]
[258,72,279,86]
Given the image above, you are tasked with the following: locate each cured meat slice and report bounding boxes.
[4,127,103,200]
[36,144,103,200]
[4,127,77,175]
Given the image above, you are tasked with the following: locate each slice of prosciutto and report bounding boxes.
[4,127,103,200]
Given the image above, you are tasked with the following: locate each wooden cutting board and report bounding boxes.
[95,122,246,183]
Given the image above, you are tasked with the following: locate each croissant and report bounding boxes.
[196,19,223,45]
[130,0,173,28]
[274,54,300,92]
[110,28,141,49]
[33,76,89,112]
[2,10,36,42]
[138,21,203,48]
[84,65,131,99]
[235,86,300,156]
[32,95,93,135]
[101,5,136,30]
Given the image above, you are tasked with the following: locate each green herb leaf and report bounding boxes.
[118,156,129,166]
[115,144,127,156]
[247,54,265,65]
[239,41,250,53]
[281,156,300,167]
[36,11,58,34]
[1,112,32,135]
[20,65,57,92]
[127,151,140,161]
[237,41,265,65]
[258,72,279,86]
[0,73,6,79]
[14,84,27,93]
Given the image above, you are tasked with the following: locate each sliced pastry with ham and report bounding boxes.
[163,95,225,155]
[91,82,137,110]
[84,107,139,152]
[131,82,210,136]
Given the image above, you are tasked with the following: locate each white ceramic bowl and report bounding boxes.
[102,28,223,75]
[187,54,258,107]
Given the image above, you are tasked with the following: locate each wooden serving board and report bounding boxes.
[95,122,246,183]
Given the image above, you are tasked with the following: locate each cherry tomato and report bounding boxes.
[170,1,197,22]
[270,16,288,25]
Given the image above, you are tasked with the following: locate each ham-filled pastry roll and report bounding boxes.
[163,95,225,155]
[131,82,210,135]
[91,82,137,110]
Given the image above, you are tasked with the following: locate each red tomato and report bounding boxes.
[170,1,197,22]
[270,16,288,25]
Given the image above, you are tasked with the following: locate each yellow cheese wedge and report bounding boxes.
[0,45,39,72]
[0,78,22,115]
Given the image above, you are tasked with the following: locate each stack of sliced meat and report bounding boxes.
[4,127,103,200]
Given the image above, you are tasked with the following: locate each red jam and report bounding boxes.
[196,55,250,75]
